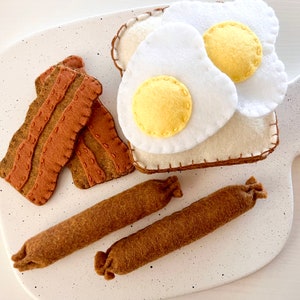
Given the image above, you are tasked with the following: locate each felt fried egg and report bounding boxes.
[117,22,238,154]
[162,0,288,117]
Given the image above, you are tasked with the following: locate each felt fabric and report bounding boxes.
[0,64,102,205]
[12,176,182,271]
[162,0,279,55]
[117,22,237,154]
[68,100,135,189]
[114,0,287,118]
[95,177,267,280]
[36,56,135,189]
[111,0,286,173]
[203,21,263,83]
[130,111,278,173]
[162,0,288,117]
[132,75,192,137]
[114,10,163,72]
[236,51,287,117]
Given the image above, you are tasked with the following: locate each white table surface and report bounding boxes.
[0,1,299,299]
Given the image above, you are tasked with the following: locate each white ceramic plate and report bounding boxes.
[0,2,299,299]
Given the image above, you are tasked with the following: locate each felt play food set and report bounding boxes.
[1,0,299,299]
[112,0,288,173]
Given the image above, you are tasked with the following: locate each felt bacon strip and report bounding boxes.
[95,177,267,280]
[0,63,102,205]
[68,100,135,189]
[35,55,86,93]
[35,55,135,189]
[12,176,182,271]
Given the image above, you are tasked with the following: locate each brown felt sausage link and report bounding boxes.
[11,176,182,271]
[94,176,267,280]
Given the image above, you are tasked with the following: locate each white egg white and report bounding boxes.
[117,22,238,154]
[162,0,288,117]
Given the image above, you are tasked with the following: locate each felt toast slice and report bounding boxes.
[130,111,278,174]
[111,8,280,174]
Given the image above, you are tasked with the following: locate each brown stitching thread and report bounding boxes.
[87,101,134,174]
[133,152,275,175]
[35,66,56,94]
[35,56,85,93]
[111,7,166,75]
[75,137,106,187]
[131,112,280,174]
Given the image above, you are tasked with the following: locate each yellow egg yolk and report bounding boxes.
[132,75,192,138]
[203,21,263,83]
